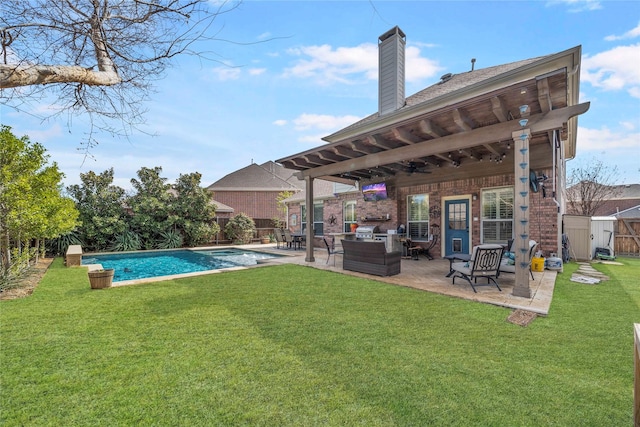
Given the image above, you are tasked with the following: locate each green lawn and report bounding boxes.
[1,257,638,426]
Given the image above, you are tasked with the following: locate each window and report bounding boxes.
[481,187,514,244]
[343,200,357,232]
[407,194,429,240]
[301,203,324,236]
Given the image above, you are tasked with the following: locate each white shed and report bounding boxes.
[563,215,616,261]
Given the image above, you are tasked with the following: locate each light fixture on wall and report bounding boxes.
[472,193,478,201]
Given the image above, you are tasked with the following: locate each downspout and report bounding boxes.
[553,130,564,272]
[552,130,560,213]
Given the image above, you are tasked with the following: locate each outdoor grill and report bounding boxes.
[355,225,380,240]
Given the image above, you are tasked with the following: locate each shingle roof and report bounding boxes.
[207,161,304,192]
[282,179,342,203]
[211,199,234,213]
[327,56,545,136]
[614,204,640,219]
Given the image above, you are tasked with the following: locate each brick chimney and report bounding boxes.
[378,26,406,116]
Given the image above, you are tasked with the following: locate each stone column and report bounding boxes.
[512,128,531,298]
[305,176,315,262]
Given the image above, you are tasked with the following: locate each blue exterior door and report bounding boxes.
[444,199,470,256]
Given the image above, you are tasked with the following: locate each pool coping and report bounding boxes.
[81,244,300,287]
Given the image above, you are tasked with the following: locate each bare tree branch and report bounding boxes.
[0,0,241,149]
[566,157,623,216]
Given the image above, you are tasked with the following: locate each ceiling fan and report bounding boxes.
[404,161,431,175]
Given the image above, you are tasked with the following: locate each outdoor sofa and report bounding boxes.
[341,239,401,277]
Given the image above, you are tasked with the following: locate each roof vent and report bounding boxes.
[439,73,453,84]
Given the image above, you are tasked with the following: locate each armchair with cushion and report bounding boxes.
[451,244,504,293]
[500,240,537,280]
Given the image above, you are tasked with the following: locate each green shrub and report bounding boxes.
[224,213,256,244]
[156,229,183,249]
[110,229,142,251]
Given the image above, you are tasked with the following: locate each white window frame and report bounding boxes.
[407,194,429,241]
[481,186,514,244]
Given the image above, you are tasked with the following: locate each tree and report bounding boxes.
[172,172,219,247]
[66,168,127,251]
[0,0,239,148]
[224,213,256,245]
[127,166,174,249]
[566,158,623,216]
[0,125,78,278]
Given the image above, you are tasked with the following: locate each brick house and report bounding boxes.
[566,183,640,216]
[277,27,589,298]
[206,161,304,240]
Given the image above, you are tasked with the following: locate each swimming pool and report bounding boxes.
[82,248,282,282]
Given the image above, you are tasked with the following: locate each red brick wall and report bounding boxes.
[212,190,283,220]
[288,169,562,258]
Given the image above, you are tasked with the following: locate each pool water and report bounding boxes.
[82,249,281,282]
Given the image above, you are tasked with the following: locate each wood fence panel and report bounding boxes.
[615,219,640,257]
[634,324,640,427]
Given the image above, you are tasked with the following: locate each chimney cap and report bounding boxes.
[379,26,406,43]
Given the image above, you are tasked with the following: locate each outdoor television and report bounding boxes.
[362,182,388,201]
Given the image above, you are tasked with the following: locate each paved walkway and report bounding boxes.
[261,245,556,315]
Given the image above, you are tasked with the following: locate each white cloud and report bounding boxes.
[620,121,636,131]
[582,43,640,98]
[211,66,241,81]
[577,125,640,151]
[273,119,287,126]
[546,0,602,13]
[248,68,266,76]
[292,113,361,131]
[19,123,63,143]
[283,42,441,85]
[605,22,640,41]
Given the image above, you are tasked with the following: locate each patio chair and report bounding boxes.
[499,240,537,280]
[283,229,298,250]
[403,238,423,260]
[323,236,344,265]
[451,244,504,293]
[273,228,285,249]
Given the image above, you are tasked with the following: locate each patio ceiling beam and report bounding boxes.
[299,102,590,179]
[316,151,343,162]
[483,143,501,156]
[418,119,446,139]
[491,96,509,122]
[392,127,421,144]
[453,108,474,131]
[537,78,553,113]
[537,77,556,145]
[367,134,395,149]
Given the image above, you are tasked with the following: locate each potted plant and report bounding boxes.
[88,268,115,289]
[260,235,270,244]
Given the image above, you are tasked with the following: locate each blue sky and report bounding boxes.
[2,0,639,190]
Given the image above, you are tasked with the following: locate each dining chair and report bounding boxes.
[323,236,343,265]
[283,229,296,249]
[273,228,285,249]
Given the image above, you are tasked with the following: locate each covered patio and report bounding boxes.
[265,248,556,315]
[276,27,588,301]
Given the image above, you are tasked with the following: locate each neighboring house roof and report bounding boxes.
[206,161,304,192]
[566,183,640,216]
[283,179,352,203]
[614,205,640,219]
[612,184,640,199]
[211,199,234,213]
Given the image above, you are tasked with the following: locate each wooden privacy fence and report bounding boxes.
[615,219,640,257]
[635,324,640,427]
